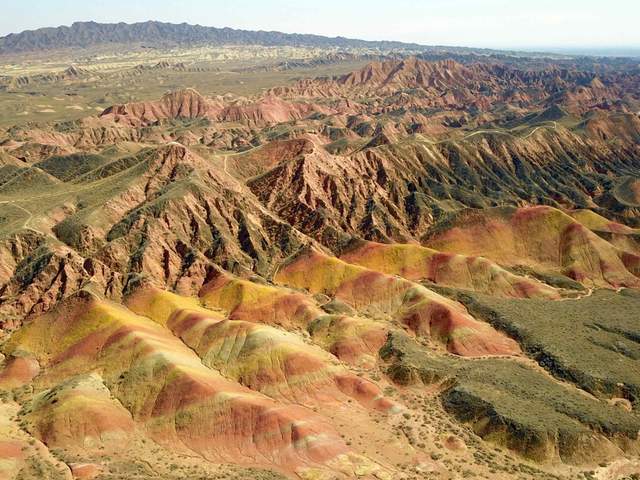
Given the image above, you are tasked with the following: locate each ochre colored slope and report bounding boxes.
[24,373,134,449]
[570,209,640,256]
[424,206,640,288]
[127,286,398,412]
[275,249,521,357]
[569,209,639,235]
[5,293,358,474]
[199,270,320,329]
[307,314,387,368]
[340,240,560,299]
[0,402,72,480]
[199,270,388,366]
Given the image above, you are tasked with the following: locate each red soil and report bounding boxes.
[0,356,39,389]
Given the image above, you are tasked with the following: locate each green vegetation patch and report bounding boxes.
[0,166,61,196]
[381,331,640,462]
[447,288,640,407]
[13,244,53,287]
[35,153,109,181]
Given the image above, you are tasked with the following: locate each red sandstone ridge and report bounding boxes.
[100,88,326,127]
[100,88,224,125]
[270,57,637,114]
[338,57,470,91]
[220,94,327,126]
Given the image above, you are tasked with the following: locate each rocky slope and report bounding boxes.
[1,57,640,479]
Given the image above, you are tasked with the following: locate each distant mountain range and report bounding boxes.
[0,20,436,54]
[0,20,537,57]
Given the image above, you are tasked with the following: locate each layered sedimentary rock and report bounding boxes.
[1,56,640,479]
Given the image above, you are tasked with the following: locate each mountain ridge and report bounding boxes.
[0,20,431,54]
[0,20,569,58]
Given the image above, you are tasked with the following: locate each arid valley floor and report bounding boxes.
[0,22,640,480]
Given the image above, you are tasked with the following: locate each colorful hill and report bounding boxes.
[340,240,560,299]
[1,51,640,480]
[423,206,640,288]
[275,249,521,357]
[4,292,368,476]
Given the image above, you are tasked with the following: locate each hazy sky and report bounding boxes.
[2,0,639,50]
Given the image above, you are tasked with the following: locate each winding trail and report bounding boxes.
[523,121,558,139]
[12,203,39,234]
[0,200,42,235]
[0,152,149,234]
[556,287,594,301]
[421,120,558,145]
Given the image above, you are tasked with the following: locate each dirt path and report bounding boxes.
[523,121,558,139]
[0,178,109,236]
[557,287,594,301]
[0,202,43,235]
[422,120,558,145]
[0,154,144,235]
